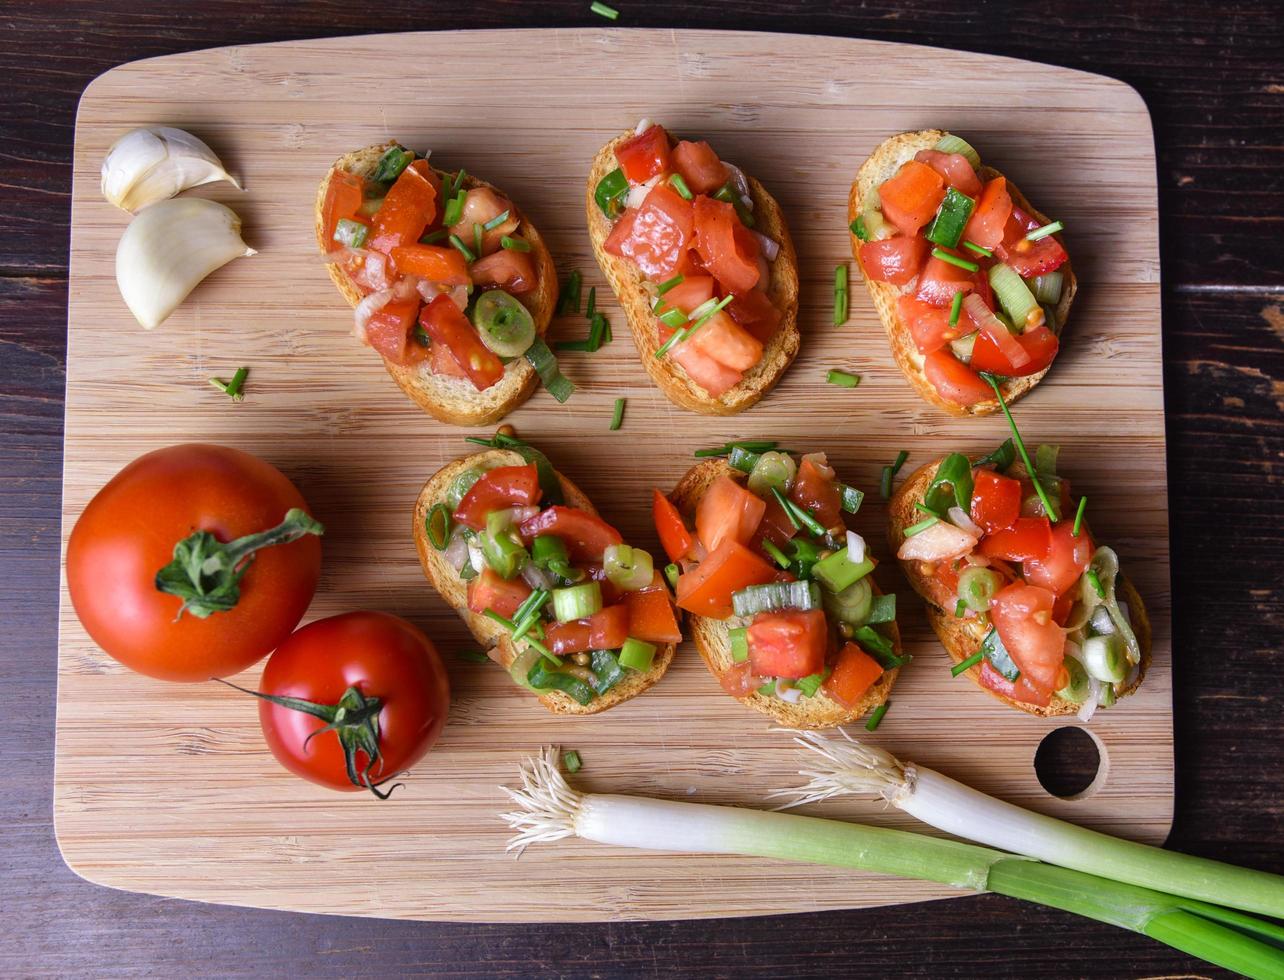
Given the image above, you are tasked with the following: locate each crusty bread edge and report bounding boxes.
[412,450,676,715]
[849,129,1078,417]
[667,459,899,728]
[586,129,801,416]
[316,142,558,427]
[888,457,1152,717]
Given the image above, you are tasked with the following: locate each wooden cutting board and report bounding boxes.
[56,29,1169,922]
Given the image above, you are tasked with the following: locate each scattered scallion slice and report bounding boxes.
[562,749,583,773]
[833,264,849,326]
[933,134,981,169]
[524,338,575,403]
[728,626,750,663]
[962,240,993,257]
[443,190,466,227]
[1086,568,1106,598]
[1030,270,1064,305]
[837,483,864,515]
[371,144,414,183]
[979,373,1059,521]
[609,397,625,431]
[827,369,860,388]
[1026,220,1064,242]
[420,228,449,245]
[925,188,976,250]
[949,291,963,327]
[449,234,475,262]
[208,366,249,401]
[557,270,583,316]
[618,637,657,671]
[762,539,792,569]
[1073,497,1088,537]
[333,218,368,249]
[952,650,985,676]
[501,235,531,252]
[473,222,484,258]
[904,516,939,536]
[931,247,979,273]
[668,173,693,200]
[850,216,870,242]
[664,562,680,590]
[593,168,629,218]
[425,503,453,551]
[483,209,512,232]
[864,701,890,731]
[988,263,1041,330]
[656,273,684,295]
[457,649,490,664]
[682,294,734,340]
[590,1,620,20]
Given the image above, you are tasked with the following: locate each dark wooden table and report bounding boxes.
[4,2,1280,975]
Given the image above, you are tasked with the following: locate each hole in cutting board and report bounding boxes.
[1034,726,1108,799]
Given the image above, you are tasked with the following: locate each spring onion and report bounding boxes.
[664,562,680,591]
[854,625,905,668]
[524,338,575,404]
[371,144,414,183]
[1071,496,1088,537]
[728,447,761,473]
[812,549,874,594]
[988,263,1041,329]
[1035,443,1060,477]
[729,626,749,662]
[527,659,594,705]
[954,599,968,618]
[951,650,984,677]
[447,233,475,263]
[473,290,536,358]
[904,515,939,536]
[589,652,624,697]
[594,168,629,217]
[501,235,531,252]
[924,453,973,514]
[933,134,981,170]
[1083,634,1127,683]
[457,649,490,664]
[864,702,890,731]
[925,188,976,250]
[695,440,779,458]
[866,592,896,625]
[668,173,693,200]
[713,181,755,228]
[980,627,1020,681]
[482,512,530,579]
[680,294,735,342]
[956,565,1002,612]
[511,589,550,643]
[849,216,870,242]
[552,582,603,622]
[443,190,466,227]
[482,209,511,233]
[833,265,849,325]
[962,240,992,257]
[208,366,249,401]
[761,539,791,570]
[947,290,963,327]
[1030,270,1064,305]
[770,486,827,538]
[608,397,626,431]
[656,273,684,295]
[590,1,619,20]
[826,369,860,388]
[420,228,449,245]
[484,609,556,662]
[471,222,483,258]
[333,217,368,249]
[1026,220,1064,242]
[603,543,653,592]
[562,749,583,773]
[743,452,794,499]
[557,270,583,316]
[976,437,1016,472]
[980,374,1060,521]
[1057,655,1091,703]
[822,576,872,626]
[618,636,656,671]
[425,503,453,551]
[930,248,979,273]
[837,483,864,515]
[653,324,686,360]
[732,580,822,617]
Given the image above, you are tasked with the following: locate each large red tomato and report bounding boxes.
[249,611,449,796]
[66,444,323,682]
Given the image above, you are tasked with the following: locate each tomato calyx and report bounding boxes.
[154,508,324,619]
[218,679,403,799]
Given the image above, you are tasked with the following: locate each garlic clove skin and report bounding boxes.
[101,126,242,213]
[115,198,255,329]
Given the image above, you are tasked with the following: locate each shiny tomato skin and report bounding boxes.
[518,506,623,562]
[470,249,537,295]
[961,177,1013,250]
[979,659,1051,707]
[453,464,540,530]
[1023,521,1095,596]
[668,330,743,397]
[747,609,827,679]
[467,566,532,617]
[823,641,885,709]
[898,294,963,355]
[969,323,1059,377]
[995,207,1069,277]
[653,489,695,562]
[622,585,683,645]
[692,195,760,294]
[725,289,782,344]
[791,454,843,529]
[322,169,366,248]
[979,517,1053,562]
[418,294,505,391]
[604,184,694,280]
[718,661,764,698]
[989,583,1064,696]
[365,298,429,367]
[914,149,982,197]
[615,124,671,183]
[257,611,449,793]
[66,444,321,682]
[915,251,977,308]
[878,160,946,236]
[389,243,471,285]
[970,469,1022,533]
[923,349,993,406]
[676,540,777,619]
[686,311,763,372]
[545,604,630,655]
[660,275,714,314]
[860,237,929,285]
[696,475,767,553]
[369,160,439,253]
[671,139,728,194]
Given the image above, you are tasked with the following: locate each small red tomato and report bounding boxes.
[66,444,323,682]
[247,611,450,797]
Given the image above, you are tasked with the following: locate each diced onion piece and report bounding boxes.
[897,520,978,563]
[364,250,391,291]
[752,231,780,261]
[846,531,867,565]
[626,173,662,210]
[634,117,653,136]
[418,279,469,311]
[776,682,802,704]
[947,505,983,537]
[444,525,471,572]
[522,563,558,592]
[723,162,751,203]
[353,286,396,340]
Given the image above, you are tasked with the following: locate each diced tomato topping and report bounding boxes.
[623,585,682,644]
[322,169,366,248]
[686,311,763,372]
[995,207,1069,277]
[979,660,1052,708]
[369,159,439,253]
[693,196,760,294]
[418,294,505,391]
[823,642,886,709]
[452,463,540,530]
[913,149,982,197]
[972,269,996,311]
[725,289,782,345]
[1052,590,1075,627]
[898,294,964,355]
[923,350,993,407]
[671,140,728,195]
[1023,521,1094,596]
[970,323,1059,377]
[470,249,537,295]
[448,187,518,255]
[545,604,631,656]
[790,454,842,530]
[696,475,767,553]
[970,469,1022,533]
[877,160,946,237]
[615,124,671,184]
[989,582,1064,695]
[518,506,623,562]
[916,250,978,308]
[662,275,715,314]
[979,517,1052,562]
[389,243,471,285]
[676,540,776,619]
[718,661,764,698]
[859,237,929,286]
[667,329,743,397]
[364,298,429,367]
[961,177,1012,250]
[747,609,827,679]
[604,183,694,280]
[467,566,532,618]
[427,340,469,380]
[753,493,797,552]
[968,298,1031,370]
[652,489,695,563]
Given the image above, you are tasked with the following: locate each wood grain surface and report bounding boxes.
[54,28,1172,922]
[3,1,1281,976]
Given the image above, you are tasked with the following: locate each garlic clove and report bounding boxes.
[101,126,241,213]
[115,198,255,329]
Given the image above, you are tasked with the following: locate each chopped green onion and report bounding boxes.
[891,449,909,474]
[712,181,755,227]
[1072,497,1088,537]
[1083,634,1127,684]
[837,483,864,515]
[1086,568,1105,598]
[930,247,980,273]
[554,340,592,352]
[557,270,583,316]
[511,589,551,642]
[562,749,583,773]
[593,168,629,218]
[586,286,596,320]
[813,550,875,594]
[914,502,943,519]
[590,1,620,20]
[854,626,906,668]
[449,169,468,196]
[527,658,592,704]
[653,325,685,359]
[668,173,693,200]
[981,627,1020,682]
[371,144,414,183]
[949,291,963,327]
[833,265,849,325]
[762,539,791,569]
[618,637,657,672]
[208,366,249,401]
[482,609,556,663]
[979,374,1059,521]
[924,453,973,514]
[604,543,654,592]
[1030,271,1064,305]
[501,235,531,252]
[473,290,535,358]
[933,134,981,169]
[681,294,734,340]
[770,486,826,537]
[420,228,449,245]
[826,369,860,388]
[954,598,968,619]
[449,234,475,262]
[728,446,761,474]
[654,303,689,330]
[333,217,368,249]
[553,582,603,622]
[796,670,830,698]
[925,188,976,250]
[473,222,484,257]
[904,516,939,536]
[850,216,870,242]
[695,440,778,459]
[962,240,992,257]
[443,190,466,227]
[880,450,909,499]
[656,273,684,295]
[952,650,985,676]
[483,209,512,232]
[425,503,453,550]
[1026,220,1064,242]
[664,562,680,590]
[976,438,1016,472]
[988,263,1040,328]
[457,649,491,664]
[609,397,625,430]
[864,702,890,731]
[732,580,822,618]
[524,338,575,403]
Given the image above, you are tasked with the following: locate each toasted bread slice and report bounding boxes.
[586,129,801,415]
[668,459,899,728]
[850,130,1077,416]
[317,142,558,427]
[413,449,676,714]
[888,457,1151,717]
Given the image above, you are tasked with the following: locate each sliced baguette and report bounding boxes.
[888,457,1151,717]
[850,129,1077,416]
[586,129,801,415]
[668,459,899,728]
[316,142,558,427]
[413,449,676,715]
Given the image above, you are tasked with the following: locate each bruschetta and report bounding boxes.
[658,445,900,727]
[586,122,800,414]
[413,434,679,714]
[317,142,569,426]
[888,435,1150,719]
[850,130,1075,416]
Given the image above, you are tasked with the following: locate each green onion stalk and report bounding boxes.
[503,748,1284,979]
